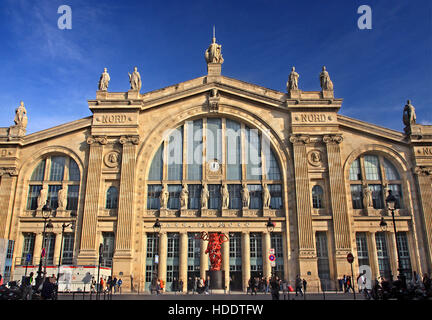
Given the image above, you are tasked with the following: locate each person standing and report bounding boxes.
[179,279,184,294]
[112,277,117,293]
[22,272,34,300]
[302,278,307,294]
[295,275,303,297]
[90,276,96,293]
[270,276,280,300]
[117,278,123,293]
[205,276,210,295]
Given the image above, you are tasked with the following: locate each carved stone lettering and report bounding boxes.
[299,113,327,123]
[102,114,127,124]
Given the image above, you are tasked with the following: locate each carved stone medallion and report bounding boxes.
[307,150,322,167]
[104,151,121,168]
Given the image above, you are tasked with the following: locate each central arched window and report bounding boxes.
[146,117,283,210]
[349,154,403,210]
[26,155,81,211]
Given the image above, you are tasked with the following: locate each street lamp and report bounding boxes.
[152,219,161,292]
[384,190,404,283]
[36,203,53,289]
[266,218,275,277]
[55,222,74,299]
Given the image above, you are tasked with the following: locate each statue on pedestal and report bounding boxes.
[262,183,271,208]
[37,186,48,209]
[362,184,373,208]
[221,183,229,209]
[205,27,224,64]
[201,183,209,209]
[241,184,250,208]
[98,68,110,91]
[287,67,299,91]
[160,184,169,209]
[128,67,142,91]
[180,184,189,210]
[319,66,334,91]
[14,101,28,129]
[57,188,67,210]
[403,100,416,134]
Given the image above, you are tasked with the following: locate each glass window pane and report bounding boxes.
[375,232,391,279]
[48,185,62,210]
[208,184,221,209]
[188,184,201,209]
[267,149,281,180]
[228,184,242,209]
[383,159,400,180]
[106,186,118,209]
[31,160,46,181]
[167,127,183,181]
[396,232,412,279]
[312,185,324,209]
[187,120,203,180]
[369,184,383,209]
[49,156,65,181]
[66,185,79,210]
[167,185,182,210]
[226,120,242,180]
[356,232,369,267]
[148,144,164,181]
[147,185,162,209]
[248,184,262,209]
[316,232,330,280]
[349,159,362,181]
[206,118,222,162]
[350,185,363,209]
[69,159,80,181]
[388,184,403,209]
[269,184,282,209]
[364,155,381,180]
[246,127,262,180]
[27,185,42,210]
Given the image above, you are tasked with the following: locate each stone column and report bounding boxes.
[113,136,139,283]
[323,134,353,278]
[289,135,318,284]
[140,232,147,291]
[179,232,188,293]
[222,237,230,291]
[241,231,250,292]
[263,231,271,279]
[367,232,379,280]
[158,232,167,291]
[200,237,208,279]
[414,167,432,272]
[77,136,106,264]
[33,232,43,266]
[53,232,62,267]
[0,169,18,239]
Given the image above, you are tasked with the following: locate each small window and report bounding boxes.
[106,186,118,209]
[312,185,324,209]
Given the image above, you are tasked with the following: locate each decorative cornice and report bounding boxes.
[323,134,343,144]
[86,136,108,145]
[414,166,432,176]
[119,135,140,145]
[289,134,310,145]
[0,167,18,176]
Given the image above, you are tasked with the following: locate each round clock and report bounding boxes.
[209,160,220,172]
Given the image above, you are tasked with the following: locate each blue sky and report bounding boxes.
[0,0,431,134]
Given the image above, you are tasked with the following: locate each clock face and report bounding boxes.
[209,160,220,172]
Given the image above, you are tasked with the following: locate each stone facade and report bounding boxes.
[0,41,431,293]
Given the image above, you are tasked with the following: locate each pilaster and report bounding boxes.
[222,238,230,291]
[179,232,188,292]
[0,168,18,238]
[158,232,167,290]
[200,237,208,279]
[241,231,250,292]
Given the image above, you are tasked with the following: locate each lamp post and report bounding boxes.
[382,190,403,282]
[55,222,74,299]
[36,203,53,289]
[266,218,275,277]
[152,219,161,292]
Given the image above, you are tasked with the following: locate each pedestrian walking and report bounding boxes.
[343,275,348,293]
[270,276,280,300]
[117,278,123,293]
[205,276,210,295]
[22,271,33,300]
[281,279,288,300]
[254,277,259,295]
[112,277,117,293]
[90,276,96,293]
[295,275,303,297]
[302,278,307,294]
[41,277,55,300]
[179,279,184,293]
[346,276,354,293]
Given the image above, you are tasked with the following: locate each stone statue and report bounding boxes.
[403,100,416,134]
[128,67,142,91]
[205,33,224,64]
[160,184,169,209]
[362,184,373,208]
[14,101,28,129]
[241,184,250,209]
[287,67,299,91]
[98,68,110,91]
[262,183,271,208]
[180,184,189,210]
[57,188,67,210]
[37,185,48,209]
[319,66,334,91]
[221,183,229,209]
[201,183,209,209]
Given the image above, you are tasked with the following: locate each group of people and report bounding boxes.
[186,276,211,295]
[338,275,355,293]
[90,276,123,294]
[247,274,307,300]
[19,272,57,300]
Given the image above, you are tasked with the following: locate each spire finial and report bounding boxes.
[213,25,216,43]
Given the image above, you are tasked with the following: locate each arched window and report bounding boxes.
[349,154,403,210]
[106,186,118,209]
[312,185,324,209]
[146,117,283,211]
[26,156,80,211]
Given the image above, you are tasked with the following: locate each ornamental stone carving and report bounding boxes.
[14,101,28,129]
[319,66,334,91]
[57,187,67,210]
[119,136,140,145]
[323,134,343,144]
[208,88,220,113]
[180,184,189,210]
[262,183,271,209]
[86,136,108,145]
[307,150,323,167]
[241,184,250,209]
[37,185,48,209]
[160,184,169,210]
[362,184,373,208]
[221,183,229,209]
[414,166,432,176]
[289,134,310,145]
[0,167,18,176]
[205,30,224,64]
[104,151,121,168]
[201,183,209,209]
[403,100,417,134]
[287,67,299,91]
[128,67,142,91]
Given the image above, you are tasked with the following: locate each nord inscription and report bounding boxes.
[299,113,328,123]
[102,114,127,124]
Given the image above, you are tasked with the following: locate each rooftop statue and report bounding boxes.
[287,67,299,91]
[128,66,142,91]
[205,27,224,64]
[98,68,110,91]
[319,66,334,91]
[14,101,28,129]
[403,100,416,134]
